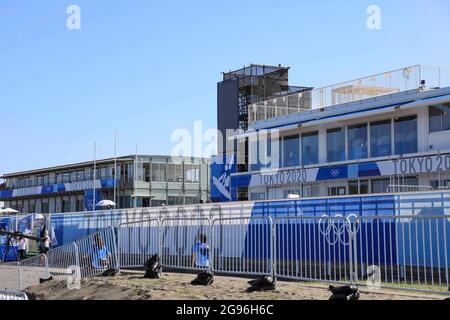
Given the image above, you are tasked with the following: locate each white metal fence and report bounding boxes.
[117,214,450,295]
[118,219,160,268]
[212,216,273,277]
[1,210,450,296]
[0,227,118,291]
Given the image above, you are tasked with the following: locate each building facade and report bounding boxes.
[211,65,450,201]
[0,155,210,214]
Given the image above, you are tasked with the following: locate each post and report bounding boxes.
[114,132,117,209]
[93,142,97,212]
[133,144,138,208]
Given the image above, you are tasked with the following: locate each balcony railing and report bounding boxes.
[248,65,450,124]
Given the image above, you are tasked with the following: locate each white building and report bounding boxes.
[224,65,450,200]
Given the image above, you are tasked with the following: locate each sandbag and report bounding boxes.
[247,276,275,292]
[144,254,162,279]
[191,271,214,286]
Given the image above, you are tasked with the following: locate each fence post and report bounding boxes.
[110,226,119,270]
[73,242,80,274]
[117,224,122,269]
[208,218,213,274]
[158,219,162,267]
[271,217,277,288]
[17,261,22,291]
[44,254,50,279]
[351,217,359,285]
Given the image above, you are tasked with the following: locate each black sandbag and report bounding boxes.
[144,254,162,279]
[39,276,53,284]
[247,276,275,292]
[102,268,120,277]
[191,271,214,286]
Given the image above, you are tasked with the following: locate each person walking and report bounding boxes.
[18,236,27,260]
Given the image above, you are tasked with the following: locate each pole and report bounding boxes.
[93,142,97,212]
[134,144,138,208]
[114,132,117,208]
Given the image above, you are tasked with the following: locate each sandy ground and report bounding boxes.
[23,270,447,301]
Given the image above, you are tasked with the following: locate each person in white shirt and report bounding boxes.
[18,236,27,260]
[40,229,51,254]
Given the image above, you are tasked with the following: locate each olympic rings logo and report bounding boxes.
[318,214,360,246]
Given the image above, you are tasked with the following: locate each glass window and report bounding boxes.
[370,120,392,157]
[328,186,346,196]
[282,135,300,167]
[327,128,345,162]
[429,103,450,133]
[349,180,369,195]
[167,164,183,182]
[301,131,318,166]
[151,163,166,182]
[348,124,368,160]
[371,178,390,194]
[394,116,417,155]
[302,183,320,198]
[250,192,266,201]
[185,164,200,183]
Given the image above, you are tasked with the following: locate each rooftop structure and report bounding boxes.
[248,65,450,124]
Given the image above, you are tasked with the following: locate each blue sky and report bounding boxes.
[0,0,449,174]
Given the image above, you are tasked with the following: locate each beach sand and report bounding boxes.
[23,270,447,300]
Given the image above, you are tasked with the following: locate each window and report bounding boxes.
[76,199,84,212]
[167,164,183,183]
[250,192,266,200]
[62,200,70,213]
[431,179,450,189]
[29,203,36,213]
[328,186,346,196]
[302,184,320,197]
[327,128,345,162]
[348,123,368,160]
[301,132,319,165]
[185,164,200,183]
[429,103,450,133]
[371,178,390,194]
[282,135,300,167]
[167,196,184,205]
[76,171,84,181]
[349,180,369,195]
[394,116,417,155]
[41,201,49,214]
[370,120,392,157]
[151,163,166,182]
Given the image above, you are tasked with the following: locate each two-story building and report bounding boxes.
[0,155,210,213]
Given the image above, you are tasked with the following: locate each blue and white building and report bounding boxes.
[212,65,450,201]
[0,155,210,214]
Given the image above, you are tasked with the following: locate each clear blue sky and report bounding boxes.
[0,0,449,174]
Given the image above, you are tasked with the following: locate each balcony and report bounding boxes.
[248,65,450,124]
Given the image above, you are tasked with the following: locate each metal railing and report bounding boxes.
[117,216,275,278]
[116,214,450,295]
[353,215,450,294]
[212,216,273,277]
[274,216,356,285]
[387,185,434,193]
[0,227,118,291]
[249,65,450,124]
[118,219,160,268]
